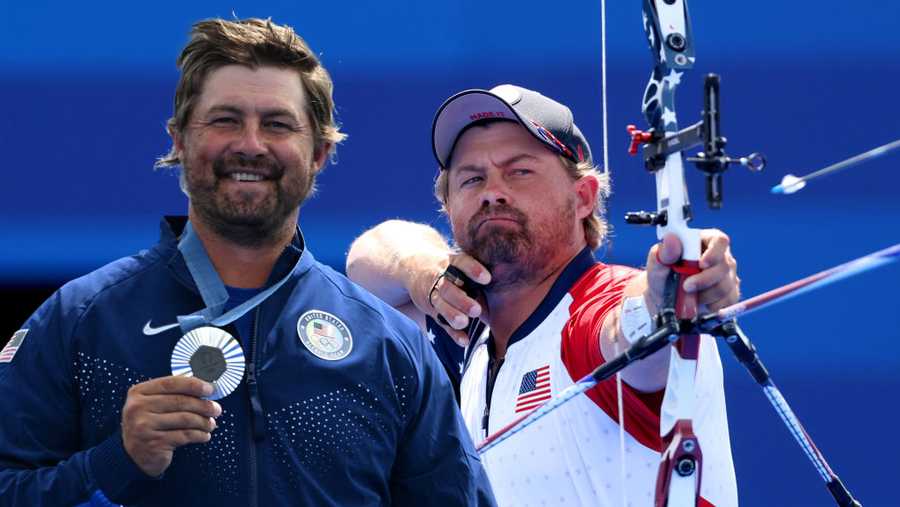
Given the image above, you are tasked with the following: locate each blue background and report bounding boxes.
[3,1,899,505]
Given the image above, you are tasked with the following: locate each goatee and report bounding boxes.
[458,198,579,291]
[462,204,537,289]
[184,153,310,248]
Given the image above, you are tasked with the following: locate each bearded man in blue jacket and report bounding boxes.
[0,18,495,507]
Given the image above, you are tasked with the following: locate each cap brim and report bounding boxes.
[432,89,526,169]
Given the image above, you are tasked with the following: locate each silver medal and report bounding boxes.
[171,326,245,400]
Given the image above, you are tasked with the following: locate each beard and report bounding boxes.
[457,199,577,290]
[183,152,314,248]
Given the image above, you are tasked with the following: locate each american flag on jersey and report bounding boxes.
[313,320,341,347]
[514,365,551,413]
[0,330,28,363]
[313,320,335,335]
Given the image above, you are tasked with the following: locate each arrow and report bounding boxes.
[771,138,900,194]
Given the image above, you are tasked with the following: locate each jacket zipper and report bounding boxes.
[481,355,504,438]
[246,307,264,507]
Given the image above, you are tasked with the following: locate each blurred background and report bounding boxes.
[3,1,898,504]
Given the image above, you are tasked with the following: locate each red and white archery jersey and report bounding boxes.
[457,249,737,507]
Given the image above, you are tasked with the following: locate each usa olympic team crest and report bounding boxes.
[297,310,353,361]
[171,326,245,400]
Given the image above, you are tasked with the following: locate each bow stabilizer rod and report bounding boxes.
[701,242,900,325]
[705,321,862,507]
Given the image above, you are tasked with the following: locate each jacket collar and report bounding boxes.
[158,216,313,294]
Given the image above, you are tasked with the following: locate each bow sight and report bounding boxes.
[626,74,766,220]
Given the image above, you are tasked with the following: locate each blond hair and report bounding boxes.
[156,18,346,168]
[434,157,611,250]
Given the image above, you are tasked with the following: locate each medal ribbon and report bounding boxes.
[176,221,298,335]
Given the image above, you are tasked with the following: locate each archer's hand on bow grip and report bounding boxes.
[646,230,740,317]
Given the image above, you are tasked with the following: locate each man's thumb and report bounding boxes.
[656,234,683,266]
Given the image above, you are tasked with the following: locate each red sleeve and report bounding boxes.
[560,263,664,452]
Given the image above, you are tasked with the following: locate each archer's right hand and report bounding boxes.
[416,252,491,347]
[121,376,221,477]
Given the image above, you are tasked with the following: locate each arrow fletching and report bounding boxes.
[771,174,806,194]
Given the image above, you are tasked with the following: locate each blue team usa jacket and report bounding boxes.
[0,217,495,507]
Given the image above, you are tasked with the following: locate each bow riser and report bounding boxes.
[641,1,704,505]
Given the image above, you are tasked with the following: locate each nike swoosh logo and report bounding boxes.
[143,320,181,336]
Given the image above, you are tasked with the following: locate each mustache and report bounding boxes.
[468,203,528,231]
[212,154,283,180]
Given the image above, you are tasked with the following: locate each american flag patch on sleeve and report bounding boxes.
[515,365,551,413]
[0,329,28,363]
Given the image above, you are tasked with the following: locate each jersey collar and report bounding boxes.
[491,247,597,352]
